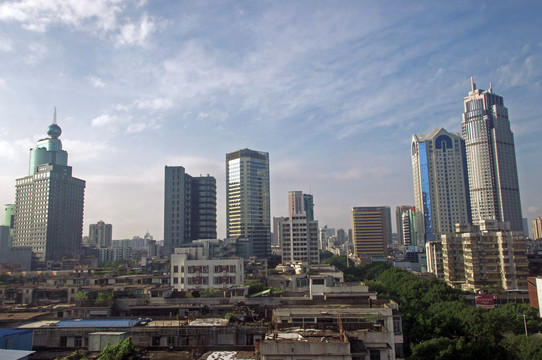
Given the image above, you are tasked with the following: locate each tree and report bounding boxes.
[98,338,141,360]
[243,280,267,295]
[75,290,87,301]
[95,291,115,306]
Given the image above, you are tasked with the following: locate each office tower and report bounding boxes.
[226,148,271,258]
[401,207,417,246]
[303,194,314,221]
[533,217,542,241]
[351,206,392,257]
[412,128,471,244]
[441,221,528,292]
[12,118,85,262]
[522,218,530,238]
[319,226,336,250]
[164,166,217,256]
[281,191,319,265]
[89,220,113,248]
[2,204,15,246]
[272,216,287,247]
[462,79,523,231]
[337,229,346,244]
[395,205,411,244]
[190,175,217,241]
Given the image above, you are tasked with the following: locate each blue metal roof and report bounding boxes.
[0,329,32,337]
[52,319,143,328]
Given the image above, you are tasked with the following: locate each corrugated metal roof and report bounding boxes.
[0,329,33,337]
[53,319,144,328]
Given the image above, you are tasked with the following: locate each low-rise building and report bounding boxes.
[170,241,244,291]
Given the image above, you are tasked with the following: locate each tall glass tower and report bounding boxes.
[12,114,85,262]
[226,148,271,258]
[411,128,471,244]
[462,79,522,231]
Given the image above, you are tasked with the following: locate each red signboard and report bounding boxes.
[475,295,495,308]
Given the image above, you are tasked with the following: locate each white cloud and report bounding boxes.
[0,0,157,47]
[0,0,123,33]
[126,122,146,133]
[62,139,118,162]
[116,12,155,46]
[24,42,47,65]
[134,97,173,110]
[86,75,105,88]
[91,114,122,127]
[0,38,14,52]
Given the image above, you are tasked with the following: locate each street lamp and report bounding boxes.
[518,312,528,336]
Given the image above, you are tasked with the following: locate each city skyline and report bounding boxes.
[0,1,541,239]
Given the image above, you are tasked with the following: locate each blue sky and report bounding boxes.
[0,0,541,239]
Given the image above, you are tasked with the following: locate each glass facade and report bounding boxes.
[411,128,470,245]
[226,149,271,258]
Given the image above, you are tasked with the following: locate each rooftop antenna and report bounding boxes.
[53,107,57,124]
[470,77,476,91]
[489,82,493,93]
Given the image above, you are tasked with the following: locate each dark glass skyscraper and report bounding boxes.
[462,79,522,231]
[226,149,271,258]
[164,166,217,256]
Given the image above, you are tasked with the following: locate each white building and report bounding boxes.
[170,245,244,291]
[462,79,523,232]
[12,119,85,262]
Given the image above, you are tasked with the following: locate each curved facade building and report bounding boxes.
[411,128,471,244]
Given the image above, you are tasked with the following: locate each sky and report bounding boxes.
[0,0,541,240]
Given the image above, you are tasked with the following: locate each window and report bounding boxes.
[152,337,160,346]
[370,350,380,360]
[60,336,67,347]
[74,337,82,347]
[173,266,178,273]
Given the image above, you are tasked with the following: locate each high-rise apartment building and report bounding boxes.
[89,220,113,248]
[401,207,417,246]
[280,191,319,265]
[533,217,542,241]
[351,206,392,257]
[411,128,471,244]
[272,216,287,247]
[441,221,528,292]
[12,118,85,262]
[395,205,411,245]
[462,79,523,231]
[226,149,271,258]
[164,166,217,256]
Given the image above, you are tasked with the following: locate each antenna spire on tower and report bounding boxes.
[53,107,57,124]
[471,77,476,91]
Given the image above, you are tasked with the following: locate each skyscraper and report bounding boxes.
[12,116,85,262]
[395,205,411,244]
[163,166,217,256]
[280,191,319,264]
[351,206,391,257]
[226,148,271,258]
[89,220,113,248]
[462,79,523,231]
[411,128,471,244]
